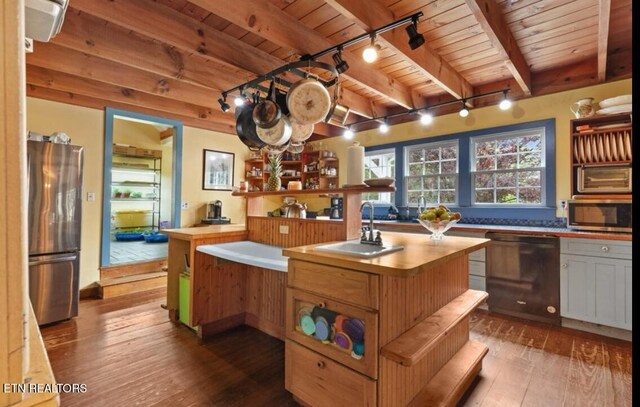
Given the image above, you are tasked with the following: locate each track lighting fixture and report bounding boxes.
[343,127,354,139]
[405,17,425,50]
[233,88,246,107]
[499,90,512,110]
[379,120,389,133]
[218,95,230,112]
[419,110,433,125]
[459,100,469,118]
[362,35,381,63]
[332,48,349,74]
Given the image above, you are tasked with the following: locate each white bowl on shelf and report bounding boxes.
[364,177,395,187]
[598,94,632,109]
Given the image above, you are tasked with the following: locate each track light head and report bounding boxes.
[362,35,380,63]
[499,91,512,110]
[406,20,425,50]
[343,126,354,139]
[459,100,469,117]
[218,95,230,112]
[332,49,349,74]
[419,110,433,125]
[379,120,389,133]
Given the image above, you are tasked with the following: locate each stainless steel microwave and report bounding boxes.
[577,165,632,194]
[567,199,632,232]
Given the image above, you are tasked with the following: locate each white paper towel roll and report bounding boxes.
[346,142,364,186]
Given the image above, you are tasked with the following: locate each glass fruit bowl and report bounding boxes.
[417,218,459,240]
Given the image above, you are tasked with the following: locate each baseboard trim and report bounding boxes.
[561,317,631,341]
[79,283,99,299]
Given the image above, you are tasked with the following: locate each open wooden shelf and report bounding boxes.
[381,289,488,366]
[232,186,395,197]
[407,340,489,407]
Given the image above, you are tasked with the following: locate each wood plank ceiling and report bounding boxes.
[25,0,632,138]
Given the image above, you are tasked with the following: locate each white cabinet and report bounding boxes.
[449,231,487,295]
[560,238,632,330]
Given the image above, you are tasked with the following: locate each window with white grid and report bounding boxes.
[403,140,458,206]
[363,149,395,204]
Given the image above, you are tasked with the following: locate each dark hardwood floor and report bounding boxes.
[40,288,632,407]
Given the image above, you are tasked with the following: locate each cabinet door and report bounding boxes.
[560,254,632,330]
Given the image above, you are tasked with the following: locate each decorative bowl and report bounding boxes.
[417,219,459,240]
[364,177,395,187]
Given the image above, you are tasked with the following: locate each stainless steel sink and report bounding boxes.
[314,240,404,258]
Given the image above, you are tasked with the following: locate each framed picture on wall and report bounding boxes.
[202,149,234,191]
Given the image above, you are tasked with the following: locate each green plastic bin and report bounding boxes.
[179,273,196,329]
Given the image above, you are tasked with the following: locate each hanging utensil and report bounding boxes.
[253,80,281,129]
[324,82,350,126]
[289,115,314,143]
[287,75,332,125]
[235,96,265,151]
[257,114,292,146]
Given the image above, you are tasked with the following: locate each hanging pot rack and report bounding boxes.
[219,11,424,102]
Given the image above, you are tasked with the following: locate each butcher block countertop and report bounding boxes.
[369,221,632,241]
[283,231,489,277]
[161,224,246,240]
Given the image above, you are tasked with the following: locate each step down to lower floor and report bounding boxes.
[408,340,488,407]
[97,271,167,299]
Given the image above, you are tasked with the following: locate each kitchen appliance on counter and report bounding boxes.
[567,198,632,232]
[27,140,83,325]
[202,200,230,224]
[486,232,560,325]
[577,165,631,194]
[329,197,343,219]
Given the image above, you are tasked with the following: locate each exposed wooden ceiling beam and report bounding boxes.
[597,0,611,82]
[322,0,474,104]
[464,0,532,96]
[27,42,217,108]
[26,65,230,123]
[26,84,236,134]
[69,1,376,119]
[186,0,415,109]
[54,10,244,91]
[159,128,174,140]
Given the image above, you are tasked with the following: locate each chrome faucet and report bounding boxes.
[360,201,382,245]
[417,195,427,218]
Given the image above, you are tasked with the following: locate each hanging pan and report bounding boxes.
[325,82,350,126]
[253,80,281,129]
[287,75,331,125]
[235,97,265,151]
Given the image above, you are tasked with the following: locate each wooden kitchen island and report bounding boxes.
[283,232,489,407]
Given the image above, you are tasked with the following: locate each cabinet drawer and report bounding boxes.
[469,248,486,262]
[285,340,376,407]
[286,288,378,379]
[288,259,379,309]
[561,238,631,260]
[469,260,485,277]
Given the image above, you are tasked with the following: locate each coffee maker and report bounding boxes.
[329,197,343,219]
[202,200,230,224]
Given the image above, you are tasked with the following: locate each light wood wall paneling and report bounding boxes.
[1,0,28,403]
[244,266,287,340]
[247,217,345,247]
[192,251,246,327]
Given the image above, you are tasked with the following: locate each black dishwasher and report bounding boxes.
[485,232,560,325]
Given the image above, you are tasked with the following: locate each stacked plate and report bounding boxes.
[596,94,632,115]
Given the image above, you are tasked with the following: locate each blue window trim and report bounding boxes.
[364,119,556,221]
[101,107,184,267]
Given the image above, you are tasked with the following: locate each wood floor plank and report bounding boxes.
[39,288,632,407]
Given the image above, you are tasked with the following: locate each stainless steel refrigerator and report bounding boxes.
[27,140,84,325]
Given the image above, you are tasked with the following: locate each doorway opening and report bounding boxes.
[101,108,182,268]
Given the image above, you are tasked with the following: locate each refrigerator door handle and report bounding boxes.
[29,255,78,266]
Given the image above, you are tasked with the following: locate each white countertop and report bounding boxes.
[197,241,288,272]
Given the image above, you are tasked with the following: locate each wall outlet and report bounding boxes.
[279,225,289,234]
[558,199,567,209]
[87,192,96,202]
[181,202,189,209]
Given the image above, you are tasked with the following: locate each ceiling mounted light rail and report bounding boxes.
[344,89,513,136]
[217,12,425,110]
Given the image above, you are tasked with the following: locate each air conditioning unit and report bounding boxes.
[25,0,69,42]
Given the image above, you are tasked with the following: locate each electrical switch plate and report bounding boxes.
[87,192,96,202]
[181,202,189,209]
[279,225,289,234]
